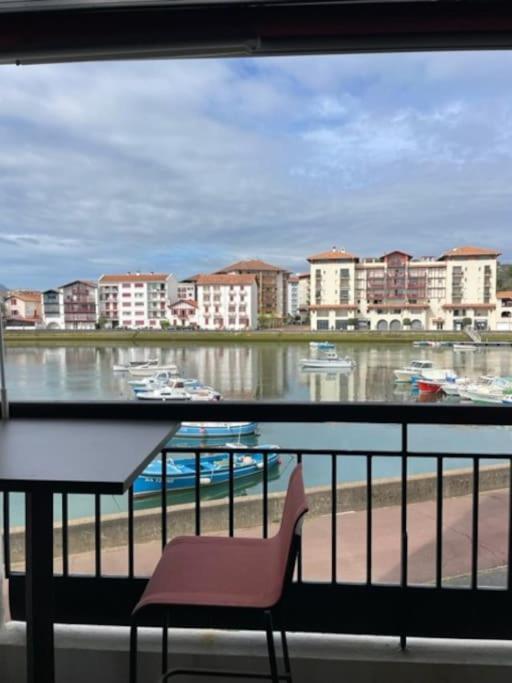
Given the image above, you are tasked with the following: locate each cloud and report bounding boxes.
[0,51,511,289]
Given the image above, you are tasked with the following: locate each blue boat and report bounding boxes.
[310,341,335,350]
[133,447,280,497]
[174,421,258,439]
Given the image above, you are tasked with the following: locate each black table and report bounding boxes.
[0,418,177,683]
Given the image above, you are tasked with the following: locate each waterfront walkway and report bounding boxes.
[60,488,509,586]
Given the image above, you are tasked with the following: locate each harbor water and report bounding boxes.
[4,342,512,526]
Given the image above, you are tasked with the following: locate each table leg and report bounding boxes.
[25,490,55,683]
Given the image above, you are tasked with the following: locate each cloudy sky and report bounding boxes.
[1,50,512,289]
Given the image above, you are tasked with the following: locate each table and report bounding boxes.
[0,418,177,683]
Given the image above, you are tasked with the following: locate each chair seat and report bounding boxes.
[134,535,284,613]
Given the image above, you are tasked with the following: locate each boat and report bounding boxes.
[128,370,181,391]
[393,360,433,383]
[300,351,355,369]
[133,446,280,496]
[503,397,512,406]
[412,341,442,348]
[128,363,179,377]
[453,344,478,351]
[417,379,443,393]
[464,377,512,405]
[420,368,457,383]
[136,380,222,402]
[113,359,159,372]
[309,341,335,350]
[175,422,258,438]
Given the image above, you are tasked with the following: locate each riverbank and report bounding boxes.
[6,328,512,346]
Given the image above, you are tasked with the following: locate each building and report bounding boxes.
[215,259,289,321]
[42,289,65,329]
[308,245,500,331]
[60,280,98,329]
[298,272,311,323]
[3,291,42,327]
[167,299,198,328]
[98,273,177,329]
[177,274,202,301]
[287,275,299,319]
[497,291,512,331]
[195,274,257,330]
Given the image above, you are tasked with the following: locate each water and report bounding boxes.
[4,342,512,525]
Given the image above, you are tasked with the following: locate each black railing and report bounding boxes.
[4,400,512,641]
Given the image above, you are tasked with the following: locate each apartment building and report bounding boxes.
[3,291,42,327]
[287,275,299,318]
[98,273,177,329]
[177,274,201,301]
[195,274,257,330]
[60,280,98,329]
[497,291,512,331]
[297,273,310,322]
[308,246,500,331]
[215,259,288,320]
[42,289,65,329]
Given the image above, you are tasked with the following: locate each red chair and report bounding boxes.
[129,464,309,682]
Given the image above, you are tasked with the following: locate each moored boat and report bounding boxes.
[300,351,355,369]
[135,378,221,402]
[128,370,181,391]
[453,344,477,351]
[133,446,280,496]
[113,359,159,372]
[417,379,442,393]
[393,360,433,383]
[175,422,258,438]
[309,341,335,350]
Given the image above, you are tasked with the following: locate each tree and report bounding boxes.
[462,317,472,328]
[160,319,170,330]
[347,317,359,328]
[402,318,412,327]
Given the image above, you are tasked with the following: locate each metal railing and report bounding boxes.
[3,400,512,641]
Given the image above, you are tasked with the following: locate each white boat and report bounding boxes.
[128,363,179,377]
[136,379,221,402]
[300,351,355,369]
[464,377,512,405]
[128,370,180,391]
[453,344,478,351]
[421,368,457,383]
[113,359,159,372]
[309,341,335,350]
[393,360,433,383]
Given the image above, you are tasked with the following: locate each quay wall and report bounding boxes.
[7,463,510,564]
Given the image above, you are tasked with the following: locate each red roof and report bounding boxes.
[99,273,169,283]
[498,291,512,299]
[288,275,299,283]
[196,274,256,286]
[307,248,358,262]
[382,250,412,259]
[298,272,310,279]
[169,299,198,309]
[439,246,501,259]
[6,290,41,302]
[216,259,286,273]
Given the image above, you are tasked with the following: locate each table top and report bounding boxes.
[0,418,177,494]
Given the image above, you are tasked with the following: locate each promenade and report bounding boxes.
[58,487,509,587]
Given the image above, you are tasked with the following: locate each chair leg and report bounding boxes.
[129,623,138,683]
[264,611,279,683]
[280,630,292,681]
[162,610,169,675]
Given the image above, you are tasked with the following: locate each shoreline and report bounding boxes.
[6,329,512,346]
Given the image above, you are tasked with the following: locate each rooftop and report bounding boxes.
[196,274,257,286]
[5,290,41,302]
[307,248,358,263]
[439,246,501,259]
[99,273,169,283]
[216,259,287,273]
[497,291,512,299]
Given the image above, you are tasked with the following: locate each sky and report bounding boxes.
[1,50,512,289]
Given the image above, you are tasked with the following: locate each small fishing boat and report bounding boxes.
[309,341,335,350]
[113,359,159,372]
[133,446,280,496]
[464,377,512,405]
[175,422,258,438]
[128,363,179,377]
[420,368,457,383]
[393,360,433,383]
[453,344,478,352]
[412,341,442,348]
[135,379,221,402]
[300,351,355,369]
[128,370,181,391]
[417,379,443,393]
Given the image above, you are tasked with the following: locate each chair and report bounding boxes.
[129,464,309,682]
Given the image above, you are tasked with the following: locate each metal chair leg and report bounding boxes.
[162,611,169,674]
[129,623,138,683]
[280,630,292,680]
[265,611,279,683]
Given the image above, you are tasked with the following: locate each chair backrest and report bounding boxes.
[274,464,309,594]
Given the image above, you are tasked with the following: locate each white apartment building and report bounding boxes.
[195,274,258,330]
[497,291,512,331]
[287,275,299,318]
[308,246,500,331]
[98,273,177,329]
[298,272,310,322]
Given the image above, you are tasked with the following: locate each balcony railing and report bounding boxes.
[3,401,512,643]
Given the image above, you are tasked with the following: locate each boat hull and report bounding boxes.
[134,451,280,496]
[300,359,355,369]
[417,380,442,393]
[175,422,258,438]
